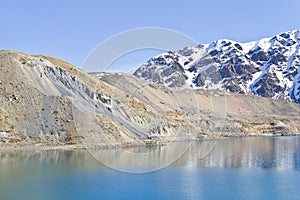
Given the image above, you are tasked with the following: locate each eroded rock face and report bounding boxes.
[134,29,300,103]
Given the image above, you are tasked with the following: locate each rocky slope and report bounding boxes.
[134,29,300,103]
[0,50,300,149]
[93,72,300,135]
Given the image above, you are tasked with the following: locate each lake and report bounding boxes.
[1,136,300,200]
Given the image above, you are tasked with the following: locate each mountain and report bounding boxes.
[1,50,300,149]
[134,29,300,103]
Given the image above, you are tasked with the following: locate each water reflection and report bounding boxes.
[176,136,300,169]
[89,142,192,173]
[0,150,100,180]
[0,137,299,172]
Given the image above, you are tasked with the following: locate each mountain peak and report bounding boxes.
[134,29,300,103]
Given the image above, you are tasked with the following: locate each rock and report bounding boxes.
[0,131,8,138]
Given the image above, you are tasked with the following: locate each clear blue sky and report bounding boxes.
[1,0,300,70]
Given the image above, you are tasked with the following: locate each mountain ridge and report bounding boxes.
[134,29,300,103]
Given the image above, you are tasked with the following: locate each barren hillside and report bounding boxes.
[0,50,299,149]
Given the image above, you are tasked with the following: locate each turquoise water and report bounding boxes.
[1,136,300,200]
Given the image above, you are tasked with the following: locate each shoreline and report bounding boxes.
[0,133,299,152]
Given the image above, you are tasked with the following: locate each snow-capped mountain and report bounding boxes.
[134,29,300,103]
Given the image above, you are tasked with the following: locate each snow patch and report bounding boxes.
[240,41,256,54]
